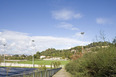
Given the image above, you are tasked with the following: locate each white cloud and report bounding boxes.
[52,9,82,20]
[0,30,90,55]
[0,37,7,45]
[58,22,79,30]
[96,18,112,25]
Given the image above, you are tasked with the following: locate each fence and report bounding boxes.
[0,63,64,68]
[10,67,62,77]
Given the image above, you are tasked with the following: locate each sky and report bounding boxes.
[0,0,116,55]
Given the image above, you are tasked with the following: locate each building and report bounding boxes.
[40,55,46,59]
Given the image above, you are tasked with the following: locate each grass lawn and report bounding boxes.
[6,60,70,65]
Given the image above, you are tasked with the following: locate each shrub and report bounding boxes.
[39,65,47,70]
[51,61,61,69]
[0,55,3,63]
[65,46,116,77]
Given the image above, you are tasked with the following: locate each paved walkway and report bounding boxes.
[52,68,71,77]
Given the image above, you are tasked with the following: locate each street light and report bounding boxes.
[3,43,6,67]
[32,40,35,68]
[81,32,84,53]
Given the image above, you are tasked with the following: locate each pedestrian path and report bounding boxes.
[52,68,71,77]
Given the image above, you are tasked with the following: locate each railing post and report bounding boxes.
[40,71,42,77]
[33,71,35,77]
[50,69,52,76]
[49,70,50,77]
[45,70,47,77]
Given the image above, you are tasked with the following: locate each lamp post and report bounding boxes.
[3,43,6,67]
[81,32,84,53]
[32,40,35,68]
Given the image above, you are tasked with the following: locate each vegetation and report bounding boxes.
[112,37,116,47]
[39,65,47,70]
[51,61,61,68]
[40,48,73,59]
[0,55,3,63]
[5,41,112,61]
[85,41,111,48]
[65,45,116,77]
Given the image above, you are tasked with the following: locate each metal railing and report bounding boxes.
[10,67,62,77]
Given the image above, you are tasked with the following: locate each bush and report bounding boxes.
[0,55,3,63]
[51,61,61,69]
[65,46,116,77]
[39,65,47,70]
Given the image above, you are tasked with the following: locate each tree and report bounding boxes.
[26,55,32,60]
[112,36,116,47]
[99,30,106,42]
[34,51,40,59]
[0,55,3,63]
[21,54,26,59]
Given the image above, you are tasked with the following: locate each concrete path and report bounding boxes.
[52,68,71,77]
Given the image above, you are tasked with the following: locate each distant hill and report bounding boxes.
[5,41,112,60]
[39,41,111,59]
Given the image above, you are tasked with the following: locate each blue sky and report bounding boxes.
[0,0,116,54]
